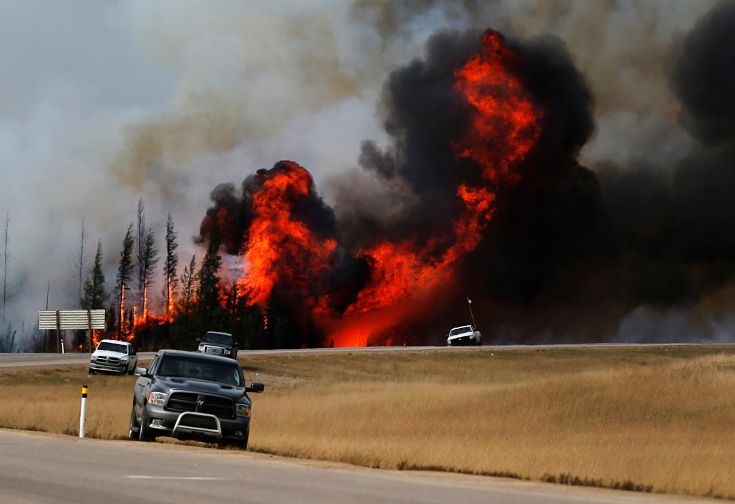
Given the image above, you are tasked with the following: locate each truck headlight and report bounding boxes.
[235,403,251,417]
[224,349,231,355]
[198,345,204,351]
[148,392,168,406]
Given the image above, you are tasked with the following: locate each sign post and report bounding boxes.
[39,310,106,352]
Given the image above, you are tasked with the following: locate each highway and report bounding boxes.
[1,343,731,368]
[0,352,156,367]
[0,430,711,504]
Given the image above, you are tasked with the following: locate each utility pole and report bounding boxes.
[467,297,478,330]
[2,213,9,326]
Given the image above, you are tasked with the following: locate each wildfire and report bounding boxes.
[193,29,545,348]
[325,30,543,345]
[119,286,127,340]
[452,30,543,184]
[166,279,174,323]
[92,329,101,348]
[238,161,338,310]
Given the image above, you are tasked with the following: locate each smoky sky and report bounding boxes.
[671,0,735,145]
[4,1,735,349]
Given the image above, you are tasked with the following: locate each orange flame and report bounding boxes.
[239,161,338,310]
[452,30,543,184]
[325,30,542,345]
[119,286,127,341]
[203,30,544,348]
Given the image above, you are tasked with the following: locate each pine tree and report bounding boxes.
[117,224,135,339]
[81,241,107,310]
[136,198,146,315]
[197,221,222,312]
[76,220,87,308]
[140,228,158,321]
[162,213,179,321]
[179,254,197,313]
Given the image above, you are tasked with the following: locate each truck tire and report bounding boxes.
[240,430,249,450]
[128,403,140,440]
[138,410,155,442]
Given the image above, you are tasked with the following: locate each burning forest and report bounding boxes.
[189,29,572,347]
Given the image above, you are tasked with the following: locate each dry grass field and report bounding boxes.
[0,346,733,499]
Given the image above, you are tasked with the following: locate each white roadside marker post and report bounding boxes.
[80,384,88,438]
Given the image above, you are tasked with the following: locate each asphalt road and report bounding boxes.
[2,343,731,368]
[0,430,712,504]
[0,352,156,367]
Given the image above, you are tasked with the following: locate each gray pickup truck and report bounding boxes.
[128,349,264,448]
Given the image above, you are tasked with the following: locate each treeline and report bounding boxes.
[80,199,309,351]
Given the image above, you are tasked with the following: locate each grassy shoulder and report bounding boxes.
[0,346,733,499]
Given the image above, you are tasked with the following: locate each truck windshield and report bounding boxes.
[449,326,472,336]
[157,355,242,387]
[97,342,128,354]
[202,332,234,345]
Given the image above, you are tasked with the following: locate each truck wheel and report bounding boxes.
[138,411,155,442]
[88,368,96,375]
[239,430,249,450]
[128,403,140,440]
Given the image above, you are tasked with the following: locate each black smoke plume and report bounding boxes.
[197,3,735,344]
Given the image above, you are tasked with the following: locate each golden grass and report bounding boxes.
[1,346,734,499]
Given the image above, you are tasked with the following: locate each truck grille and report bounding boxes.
[203,346,224,355]
[95,356,121,366]
[166,392,234,418]
[178,414,219,431]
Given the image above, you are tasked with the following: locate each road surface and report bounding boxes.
[0,430,712,504]
[0,352,156,368]
[2,343,732,368]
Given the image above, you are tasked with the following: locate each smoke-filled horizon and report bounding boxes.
[1,0,733,349]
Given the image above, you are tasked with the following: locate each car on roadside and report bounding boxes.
[197,331,238,359]
[447,325,482,346]
[89,339,138,375]
[128,349,264,449]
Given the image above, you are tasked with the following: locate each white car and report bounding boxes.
[447,325,482,346]
[89,339,138,375]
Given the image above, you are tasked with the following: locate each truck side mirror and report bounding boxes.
[134,367,148,377]
[246,383,265,393]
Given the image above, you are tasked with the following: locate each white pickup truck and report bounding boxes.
[447,325,482,346]
[89,339,138,375]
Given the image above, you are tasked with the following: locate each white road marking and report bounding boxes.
[125,475,226,481]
